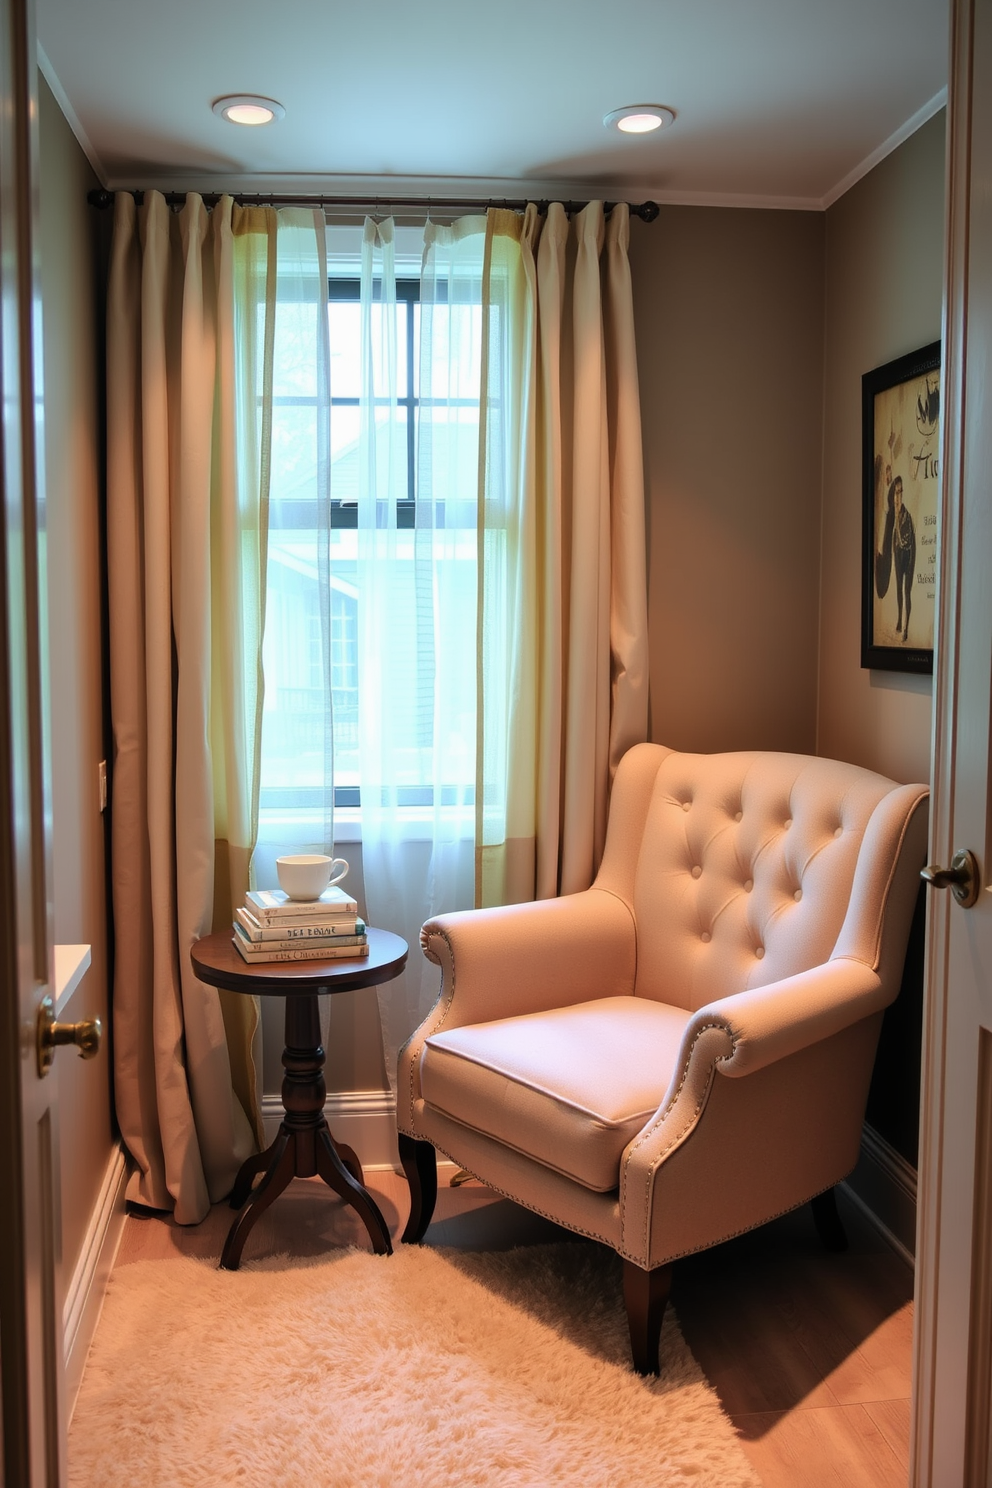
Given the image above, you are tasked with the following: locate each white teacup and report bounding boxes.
[275,854,349,901]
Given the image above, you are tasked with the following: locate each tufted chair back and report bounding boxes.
[594,744,921,1012]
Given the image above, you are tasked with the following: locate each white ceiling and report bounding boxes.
[37,0,948,210]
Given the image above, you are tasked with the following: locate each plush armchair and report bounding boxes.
[397,744,929,1373]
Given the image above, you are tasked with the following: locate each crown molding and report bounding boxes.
[639,188,824,212]
[820,87,947,209]
[97,168,826,213]
[37,42,108,186]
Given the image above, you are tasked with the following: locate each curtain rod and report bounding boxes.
[86,188,660,222]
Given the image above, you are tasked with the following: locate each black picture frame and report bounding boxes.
[861,341,940,673]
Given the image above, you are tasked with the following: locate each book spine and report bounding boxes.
[232,939,371,965]
[250,907,359,923]
[233,926,366,954]
[246,892,359,919]
[235,908,365,942]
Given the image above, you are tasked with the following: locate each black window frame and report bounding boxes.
[327,275,419,529]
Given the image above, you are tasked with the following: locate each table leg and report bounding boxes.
[229,1135,281,1209]
[220,1129,295,1271]
[314,1127,392,1255]
[219,990,393,1267]
[333,1141,364,1186]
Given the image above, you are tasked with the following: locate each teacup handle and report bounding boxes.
[327,857,349,887]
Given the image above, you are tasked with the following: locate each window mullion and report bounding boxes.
[406,297,416,507]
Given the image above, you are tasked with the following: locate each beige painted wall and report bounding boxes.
[817,111,945,784]
[38,75,115,1289]
[629,207,825,757]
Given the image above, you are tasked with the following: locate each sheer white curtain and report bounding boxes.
[357,216,485,1083]
[252,212,334,891]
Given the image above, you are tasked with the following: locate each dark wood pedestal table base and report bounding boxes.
[190,927,407,1271]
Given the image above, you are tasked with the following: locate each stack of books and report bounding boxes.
[232,884,368,964]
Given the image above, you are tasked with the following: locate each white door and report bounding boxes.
[0,0,66,1480]
[912,0,992,1482]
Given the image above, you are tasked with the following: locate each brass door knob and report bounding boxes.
[36,994,102,1077]
[921,848,981,909]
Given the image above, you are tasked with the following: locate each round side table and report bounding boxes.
[190,927,408,1270]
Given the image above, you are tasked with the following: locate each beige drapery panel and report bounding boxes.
[477,201,649,906]
[107,190,283,1222]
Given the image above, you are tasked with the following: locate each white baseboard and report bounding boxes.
[63,1143,128,1420]
[840,1122,917,1267]
[261,1088,401,1170]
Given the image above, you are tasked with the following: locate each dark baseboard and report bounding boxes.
[840,1122,917,1267]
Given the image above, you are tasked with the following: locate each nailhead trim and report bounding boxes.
[621,1020,735,1258]
[413,1128,620,1250]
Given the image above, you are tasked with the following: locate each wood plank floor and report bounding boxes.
[115,1167,913,1488]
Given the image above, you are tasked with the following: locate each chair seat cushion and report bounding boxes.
[420,997,693,1192]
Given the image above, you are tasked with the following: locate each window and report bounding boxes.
[257,224,484,843]
[326,277,420,527]
[258,273,420,818]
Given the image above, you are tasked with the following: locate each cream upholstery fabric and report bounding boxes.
[422,999,691,1191]
[399,743,929,1270]
[628,751,898,1008]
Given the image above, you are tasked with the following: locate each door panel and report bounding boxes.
[913,0,992,1481]
[0,0,64,1480]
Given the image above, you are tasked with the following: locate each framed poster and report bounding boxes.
[861,341,940,673]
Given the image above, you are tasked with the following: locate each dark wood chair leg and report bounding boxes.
[623,1259,673,1376]
[398,1133,438,1244]
[811,1186,848,1251]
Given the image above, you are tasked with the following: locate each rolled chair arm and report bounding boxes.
[419,888,637,1031]
[618,955,885,1263]
[398,889,637,1134]
[702,956,886,1077]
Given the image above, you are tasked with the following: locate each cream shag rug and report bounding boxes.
[70,1242,760,1488]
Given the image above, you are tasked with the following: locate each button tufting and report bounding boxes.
[700,931,711,943]
[691,865,702,879]
[734,810,743,822]
[783,818,793,829]
[754,946,765,959]
[682,800,691,812]
[743,879,753,892]
[793,888,803,902]
[834,826,843,839]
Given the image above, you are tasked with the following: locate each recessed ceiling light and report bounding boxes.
[604,105,675,135]
[212,95,286,127]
